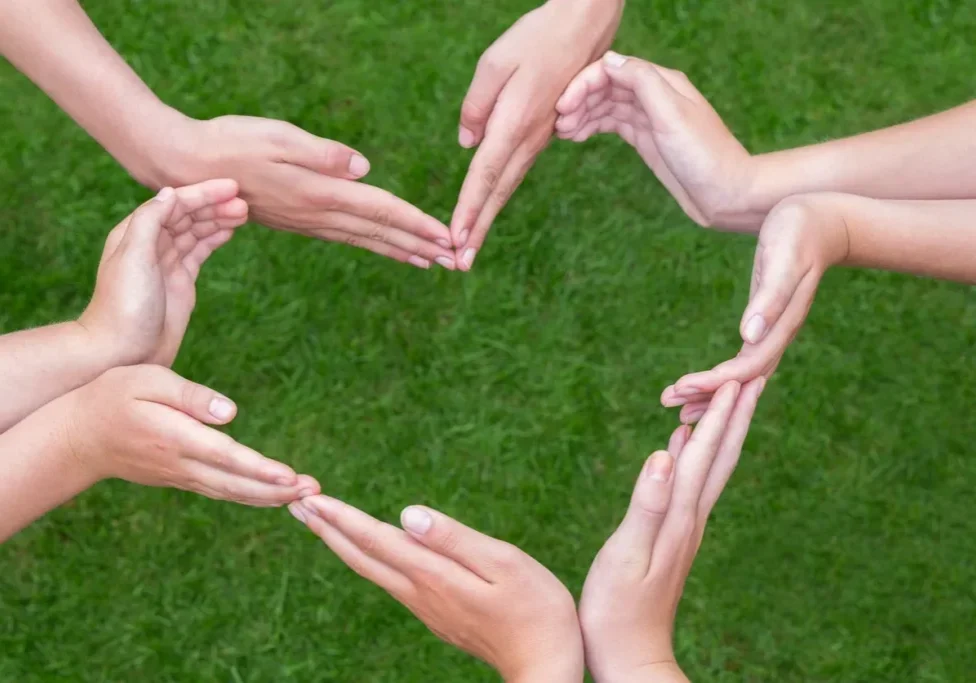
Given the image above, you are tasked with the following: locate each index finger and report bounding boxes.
[302,496,482,587]
[450,116,520,246]
[305,175,451,246]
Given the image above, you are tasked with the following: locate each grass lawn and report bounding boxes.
[2,0,976,680]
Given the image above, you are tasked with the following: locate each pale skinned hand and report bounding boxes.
[580,379,763,683]
[661,197,847,423]
[153,115,457,270]
[62,365,320,506]
[451,0,624,270]
[556,52,760,231]
[79,179,247,367]
[290,496,584,682]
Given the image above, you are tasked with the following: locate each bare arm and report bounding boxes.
[834,194,976,282]
[747,102,976,221]
[0,396,95,542]
[0,322,119,432]
[0,0,183,186]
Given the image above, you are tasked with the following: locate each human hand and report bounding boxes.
[79,180,246,367]
[62,365,319,506]
[661,196,848,423]
[580,380,763,683]
[451,0,623,269]
[556,52,760,232]
[290,497,584,682]
[152,114,456,270]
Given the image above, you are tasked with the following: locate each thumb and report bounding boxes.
[274,121,370,179]
[602,52,685,131]
[597,451,676,572]
[130,365,238,425]
[739,242,805,345]
[400,505,518,580]
[117,187,176,257]
[459,55,515,148]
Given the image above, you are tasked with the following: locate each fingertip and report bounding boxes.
[459,126,477,149]
[742,313,767,344]
[603,50,629,69]
[207,395,237,423]
[642,450,674,483]
[295,474,321,497]
[400,506,433,536]
[349,153,370,178]
[153,186,175,203]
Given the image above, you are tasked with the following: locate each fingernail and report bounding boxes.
[154,187,174,202]
[208,396,235,421]
[408,255,431,269]
[459,126,476,148]
[743,315,766,344]
[401,507,433,535]
[604,51,628,68]
[462,248,477,269]
[288,503,307,524]
[436,238,451,249]
[644,453,673,482]
[458,229,470,246]
[435,256,455,270]
[348,154,370,177]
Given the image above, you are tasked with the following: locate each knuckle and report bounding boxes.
[461,100,489,125]
[481,165,501,191]
[358,532,379,556]
[437,530,461,555]
[345,236,361,249]
[372,209,392,228]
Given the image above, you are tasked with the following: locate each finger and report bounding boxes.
[679,401,711,425]
[183,428,303,487]
[302,496,478,585]
[675,270,821,393]
[459,55,516,147]
[668,425,692,459]
[602,52,688,133]
[597,450,676,575]
[182,229,234,280]
[556,60,609,114]
[697,377,765,519]
[314,211,456,268]
[668,381,741,513]
[180,459,310,505]
[313,178,452,248]
[740,248,808,345]
[171,179,241,216]
[118,187,177,255]
[167,198,250,238]
[399,505,520,583]
[312,228,435,269]
[661,385,713,408]
[450,110,521,246]
[457,138,545,269]
[129,365,239,426]
[275,122,371,179]
[290,502,414,598]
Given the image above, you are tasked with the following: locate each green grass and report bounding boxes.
[2,0,976,680]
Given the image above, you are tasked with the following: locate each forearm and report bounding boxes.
[820,194,976,283]
[0,396,97,543]
[743,101,976,223]
[0,0,188,187]
[591,662,689,683]
[0,322,120,431]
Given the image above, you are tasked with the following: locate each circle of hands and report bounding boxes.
[63,4,829,680]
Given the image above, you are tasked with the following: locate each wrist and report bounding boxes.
[510,656,584,683]
[118,103,202,190]
[594,660,688,683]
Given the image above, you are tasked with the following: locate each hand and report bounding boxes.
[452,0,623,269]
[556,52,759,231]
[62,365,319,506]
[154,114,456,270]
[290,497,584,682]
[79,180,246,367]
[579,380,763,683]
[661,197,847,423]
